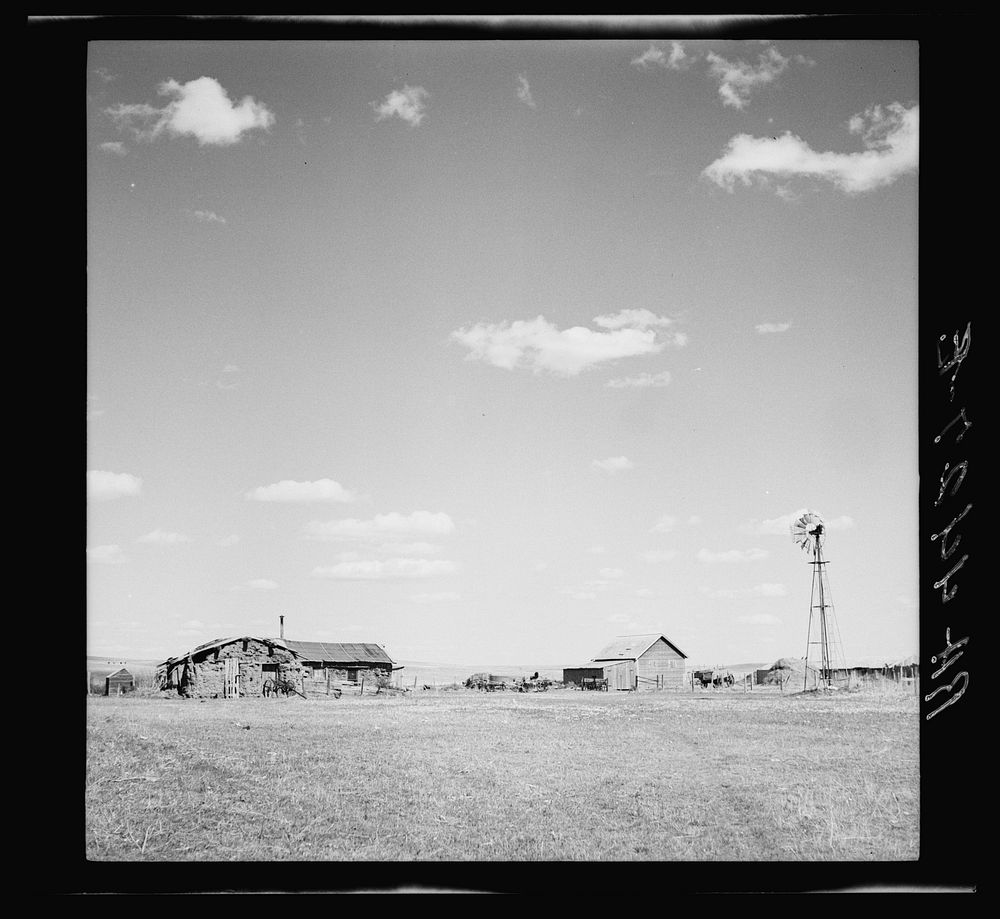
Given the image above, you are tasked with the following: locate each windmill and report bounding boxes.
[791,510,846,691]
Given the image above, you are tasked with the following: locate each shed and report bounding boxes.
[104,668,135,696]
[562,665,607,686]
[158,636,304,699]
[591,633,688,691]
[280,641,397,683]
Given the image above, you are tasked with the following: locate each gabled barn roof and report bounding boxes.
[281,641,394,666]
[592,633,687,662]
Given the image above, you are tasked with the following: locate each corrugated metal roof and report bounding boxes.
[282,641,394,665]
[592,633,688,661]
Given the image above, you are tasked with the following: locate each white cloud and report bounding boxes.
[451,309,684,377]
[106,76,275,146]
[193,209,226,225]
[218,534,240,547]
[703,102,918,195]
[247,579,278,590]
[592,456,633,474]
[410,591,461,603]
[305,511,454,541]
[697,547,769,563]
[756,322,791,334]
[592,308,678,331]
[650,515,677,534]
[247,479,357,503]
[516,74,536,108]
[607,370,672,389]
[599,567,625,579]
[99,141,127,156]
[88,470,142,500]
[373,85,429,126]
[138,529,190,545]
[631,42,690,71]
[635,588,655,598]
[688,515,703,526]
[641,549,677,563]
[312,558,456,580]
[87,544,126,565]
[705,46,790,109]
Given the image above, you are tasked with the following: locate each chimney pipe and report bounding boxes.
[280,615,284,640]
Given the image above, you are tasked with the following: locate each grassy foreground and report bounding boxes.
[86,687,918,862]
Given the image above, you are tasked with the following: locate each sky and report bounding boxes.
[86,35,919,668]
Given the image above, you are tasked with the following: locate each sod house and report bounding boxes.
[157,636,304,699]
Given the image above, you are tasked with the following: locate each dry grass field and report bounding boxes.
[86,686,918,863]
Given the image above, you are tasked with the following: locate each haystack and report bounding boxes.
[763,657,821,690]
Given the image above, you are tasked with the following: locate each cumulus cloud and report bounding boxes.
[247,479,357,503]
[305,511,455,541]
[88,470,142,500]
[703,102,918,195]
[592,456,633,474]
[697,547,769,563]
[99,141,127,156]
[87,544,126,564]
[631,42,690,70]
[705,46,790,109]
[650,515,677,534]
[516,74,536,108]
[378,541,442,556]
[193,209,226,225]
[138,529,190,545]
[312,558,456,579]
[106,76,275,146]
[373,85,429,126]
[756,322,791,334]
[451,309,684,376]
[607,370,672,389]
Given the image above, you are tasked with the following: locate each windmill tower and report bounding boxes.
[791,511,847,691]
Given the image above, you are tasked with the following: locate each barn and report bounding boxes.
[157,636,304,699]
[280,641,398,685]
[591,633,688,691]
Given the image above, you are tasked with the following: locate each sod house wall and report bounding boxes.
[179,638,303,699]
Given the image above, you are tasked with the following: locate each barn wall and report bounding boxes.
[636,639,686,689]
[180,639,302,699]
[605,660,636,690]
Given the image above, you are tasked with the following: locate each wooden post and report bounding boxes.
[87,671,91,695]
[360,675,365,696]
[326,670,331,696]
